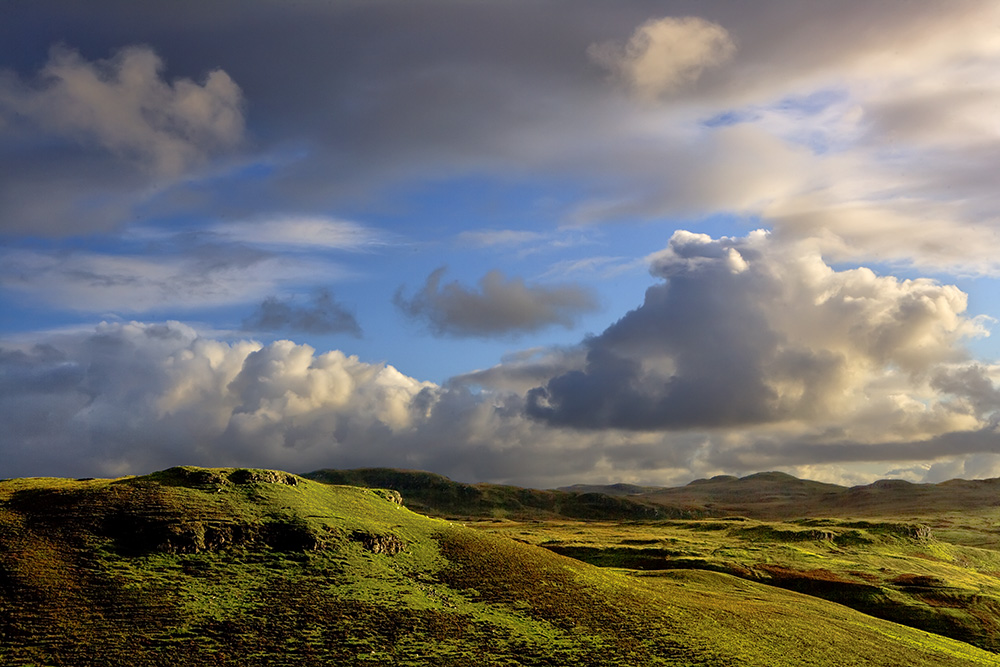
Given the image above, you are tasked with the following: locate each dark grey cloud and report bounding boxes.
[932,365,1000,419]
[526,230,985,431]
[4,1,1000,275]
[395,267,599,338]
[1,314,998,486]
[0,43,245,235]
[243,289,361,336]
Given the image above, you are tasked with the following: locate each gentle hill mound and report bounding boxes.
[303,467,686,520]
[2,467,995,665]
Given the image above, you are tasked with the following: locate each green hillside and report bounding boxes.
[1,467,995,665]
[303,467,681,520]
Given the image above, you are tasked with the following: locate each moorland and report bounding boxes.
[3,466,1000,665]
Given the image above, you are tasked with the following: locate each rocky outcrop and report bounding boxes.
[351,531,405,555]
[149,467,300,489]
[100,515,321,554]
[841,521,931,540]
[228,469,298,486]
[370,489,404,505]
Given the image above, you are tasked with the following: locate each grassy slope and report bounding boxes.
[0,468,993,666]
[480,516,1000,653]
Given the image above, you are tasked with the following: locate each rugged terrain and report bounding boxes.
[1,466,998,665]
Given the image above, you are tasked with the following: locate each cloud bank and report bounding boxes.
[4,233,999,487]
[3,3,1000,488]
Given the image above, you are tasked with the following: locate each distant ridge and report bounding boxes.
[557,482,663,496]
[301,468,696,520]
[311,468,1000,521]
[564,472,1000,519]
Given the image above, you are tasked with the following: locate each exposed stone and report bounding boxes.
[263,519,320,552]
[351,530,405,555]
[370,488,404,505]
[228,469,298,486]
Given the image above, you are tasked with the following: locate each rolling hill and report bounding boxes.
[2,466,996,665]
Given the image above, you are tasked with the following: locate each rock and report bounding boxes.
[370,488,404,505]
[351,530,406,555]
[228,469,298,486]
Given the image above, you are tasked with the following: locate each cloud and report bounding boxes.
[0,44,245,236]
[0,245,345,313]
[243,289,361,336]
[0,321,430,477]
[450,346,587,395]
[209,217,388,251]
[457,229,546,248]
[0,321,603,484]
[2,304,999,486]
[5,4,1000,276]
[394,268,599,338]
[0,44,244,176]
[589,16,736,99]
[0,216,383,315]
[527,230,989,434]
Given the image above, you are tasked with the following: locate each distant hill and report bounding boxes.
[561,472,1000,519]
[2,466,994,666]
[634,471,846,518]
[558,482,664,496]
[302,467,692,520]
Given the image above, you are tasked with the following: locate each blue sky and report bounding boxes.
[3,1,1000,487]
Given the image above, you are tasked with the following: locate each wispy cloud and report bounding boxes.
[0,246,349,313]
[210,217,390,251]
[457,229,546,248]
[540,256,636,279]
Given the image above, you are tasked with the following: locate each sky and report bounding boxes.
[3,0,1000,487]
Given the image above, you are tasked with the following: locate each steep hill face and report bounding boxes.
[1,467,994,666]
